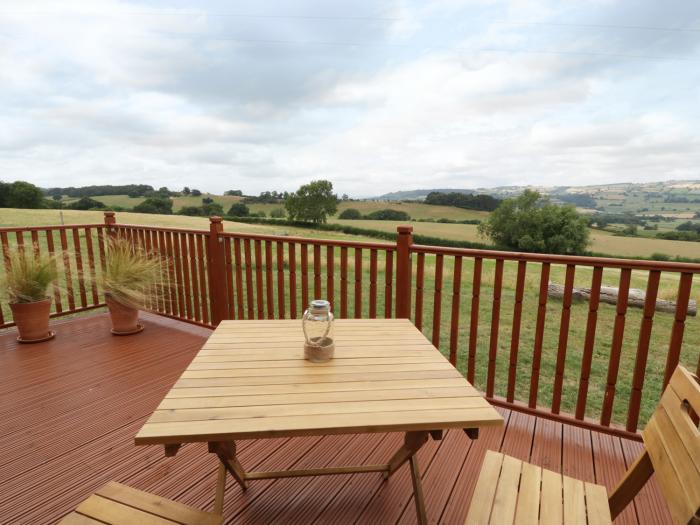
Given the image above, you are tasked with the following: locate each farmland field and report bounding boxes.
[332,218,700,259]
[60,194,489,221]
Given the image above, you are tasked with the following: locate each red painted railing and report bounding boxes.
[2,212,698,439]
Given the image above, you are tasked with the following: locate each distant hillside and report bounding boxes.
[373,189,476,201]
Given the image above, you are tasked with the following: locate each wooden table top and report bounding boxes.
[135,319,503,445]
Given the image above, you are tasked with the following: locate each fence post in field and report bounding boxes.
[395,225,413,319]
[207,216,228,326]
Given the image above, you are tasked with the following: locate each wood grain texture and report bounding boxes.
[135,319,503,445]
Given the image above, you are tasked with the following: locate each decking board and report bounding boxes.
[0,313,672,524]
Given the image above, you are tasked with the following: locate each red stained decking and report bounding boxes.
[0,313,672,524]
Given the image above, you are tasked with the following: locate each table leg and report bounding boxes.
[384,431,429,479]
[209,441,247,490]
[409,454,428,525]
[214,462,226,514]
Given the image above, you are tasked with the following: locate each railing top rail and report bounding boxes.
[114,224,210,235]
[0,224,106,233]
[411,243,700,273]
[220,230,396,250]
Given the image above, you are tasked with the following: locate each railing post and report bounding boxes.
[104,211,117,239]
[395,226,413,319]
[207,216,228,326]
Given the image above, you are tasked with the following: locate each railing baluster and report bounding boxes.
[223,237,234,320]
[600,268,632,426]
[172,232,186,317]
[157,230,172,314]
[30,230,39,257]
[313,244,321,300]
[626,270,660,431]
[551,264,576,413]
[196,234,210,324]
[449,256,463,365]
[189,234,202,322]
[431,254,444,347]
[276,241,286,319]
[97,226,107,274]
[265,241,274,319]
[663,272,694,387]
[340,246,348,319]
[243,239,254,319]
[414,253,425,330]
[71,228,88,308]
[288,243,297,318]
[528,262,551,408]
[354,248,363,319]
[384,251,393,318]
[84,228,99,306]
[369,249,378,319]
[575,265,603,419]
[232,238,244,320]
[59,229,76,311]
[254,240,264,319]
[467,257,482,384]
[506,260,527,403]
[301,243,309,310]
[486,259,504,397]
[16,231,25,254]
[45,230,63,313]
[326,246,334,314]
[180,233,193,319]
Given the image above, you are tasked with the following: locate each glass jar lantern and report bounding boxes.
[302,299,335,362]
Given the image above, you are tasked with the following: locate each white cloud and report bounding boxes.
[0,0,699,196]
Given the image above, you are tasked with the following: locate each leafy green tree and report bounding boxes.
[133,197,173,215]
[338,208,362,220]
[202,197,214,204]
[227,202,250,217]
[224,190,243,196]
[2,181,46,209]
[270,208,285,218]
[478,190,589,255]
[191,189,202,197]
[182,186,191,195]
[284,180,338,224]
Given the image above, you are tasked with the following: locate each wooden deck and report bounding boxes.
[0,313,672,524]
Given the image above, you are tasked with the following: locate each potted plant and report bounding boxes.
[4,248,58,343]
[101,238,162,335]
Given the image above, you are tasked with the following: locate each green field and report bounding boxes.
[60,194,489,222]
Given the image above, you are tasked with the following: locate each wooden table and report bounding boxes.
[135,319,503,523]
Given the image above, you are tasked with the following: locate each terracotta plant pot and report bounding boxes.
[105,294,143,335]
[10,298,54,343]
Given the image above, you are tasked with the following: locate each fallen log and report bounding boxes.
[548,283,697,317]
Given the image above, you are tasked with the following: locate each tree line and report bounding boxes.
[423,191,501,211]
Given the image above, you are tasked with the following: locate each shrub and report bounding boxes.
[270,208,285,218]
[133,197,173,215]
[67,196,106,210]
[365,209,411,221]
[338,208,362,220]
[179,206,202,216]
[227,202,250,217]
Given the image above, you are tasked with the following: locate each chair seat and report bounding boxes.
[466,450,612,524]
[59,481,223,525]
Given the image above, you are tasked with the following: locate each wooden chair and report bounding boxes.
[59,481,223,525]
[465,366,700,524]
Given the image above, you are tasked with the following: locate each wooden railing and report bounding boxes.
[2,213,698,439]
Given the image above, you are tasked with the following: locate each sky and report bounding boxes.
[1,0,699,197]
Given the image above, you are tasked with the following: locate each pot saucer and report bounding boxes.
[17,330,56,344]
[111,323,145,336]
